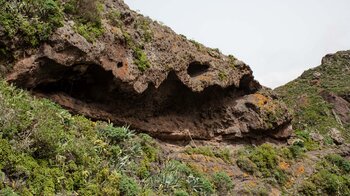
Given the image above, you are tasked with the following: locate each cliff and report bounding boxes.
[1,0,292,141]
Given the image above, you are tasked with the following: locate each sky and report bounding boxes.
[124,0,350,88]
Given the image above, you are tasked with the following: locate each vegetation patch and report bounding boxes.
[64,0,104,42]
[185,146,232,163]
[0,80,148,195]
[133,47,151,72]
[236,144,291,185]
[0,0,64,46]
[299,154,350,195]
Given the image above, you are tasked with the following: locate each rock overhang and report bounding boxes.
[4,0,293,141]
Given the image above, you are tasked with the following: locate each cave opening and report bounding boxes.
[32,63,242,119]
[24,62,253,140]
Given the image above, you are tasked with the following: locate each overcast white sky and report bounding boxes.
[124,0,350,88]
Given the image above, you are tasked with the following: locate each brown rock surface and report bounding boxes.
[5,0,292,141]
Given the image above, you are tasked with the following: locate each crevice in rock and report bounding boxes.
[239,74,261,93]
[187,61,210,77]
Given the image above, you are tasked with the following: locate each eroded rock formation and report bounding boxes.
[5,0,292,140]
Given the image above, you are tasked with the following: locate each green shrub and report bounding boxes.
[74,21,104,42]
[134,18,153,42]
[288,140,305,158]
[212,172,234,193]
[144,160,215,195]
[236,144,290,185]
[0,187,19,196]
[174,190,189,196]
[108,10,122,27]
[218,71,228,81]
[185,146,215,157]
[99,125,134,143]
[119,176,140,196]
[133,47,151,72]
[325,154,350,173]
[236,156,259,174]
[248,144,278,176]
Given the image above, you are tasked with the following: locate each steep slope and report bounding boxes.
[0,0,292,141]
[276,51,350,141]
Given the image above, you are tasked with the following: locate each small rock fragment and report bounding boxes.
[329,128,344,145]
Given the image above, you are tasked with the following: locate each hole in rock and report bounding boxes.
[187,62,210,77]
[117,62,123,68]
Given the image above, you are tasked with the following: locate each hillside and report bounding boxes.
[1,79,350,195]
[276,51,350,142]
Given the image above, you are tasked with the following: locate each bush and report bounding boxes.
[248,144,279,176]
[133,47,151,72]
[325,154,350,173]
[74,21,104,42]
[0,187,19,196]
[119,176,140,196]
[99,125,134,143]
[236,144,290,185]
[236,156,259,174]
[288,140,305,158]
[212,172,234,193]
[174,190,189,196]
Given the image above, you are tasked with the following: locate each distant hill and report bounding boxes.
[276,50,350,141]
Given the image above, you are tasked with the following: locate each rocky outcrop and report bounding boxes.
[4,0,292,141]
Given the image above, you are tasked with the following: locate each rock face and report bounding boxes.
[4,0,292,140]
